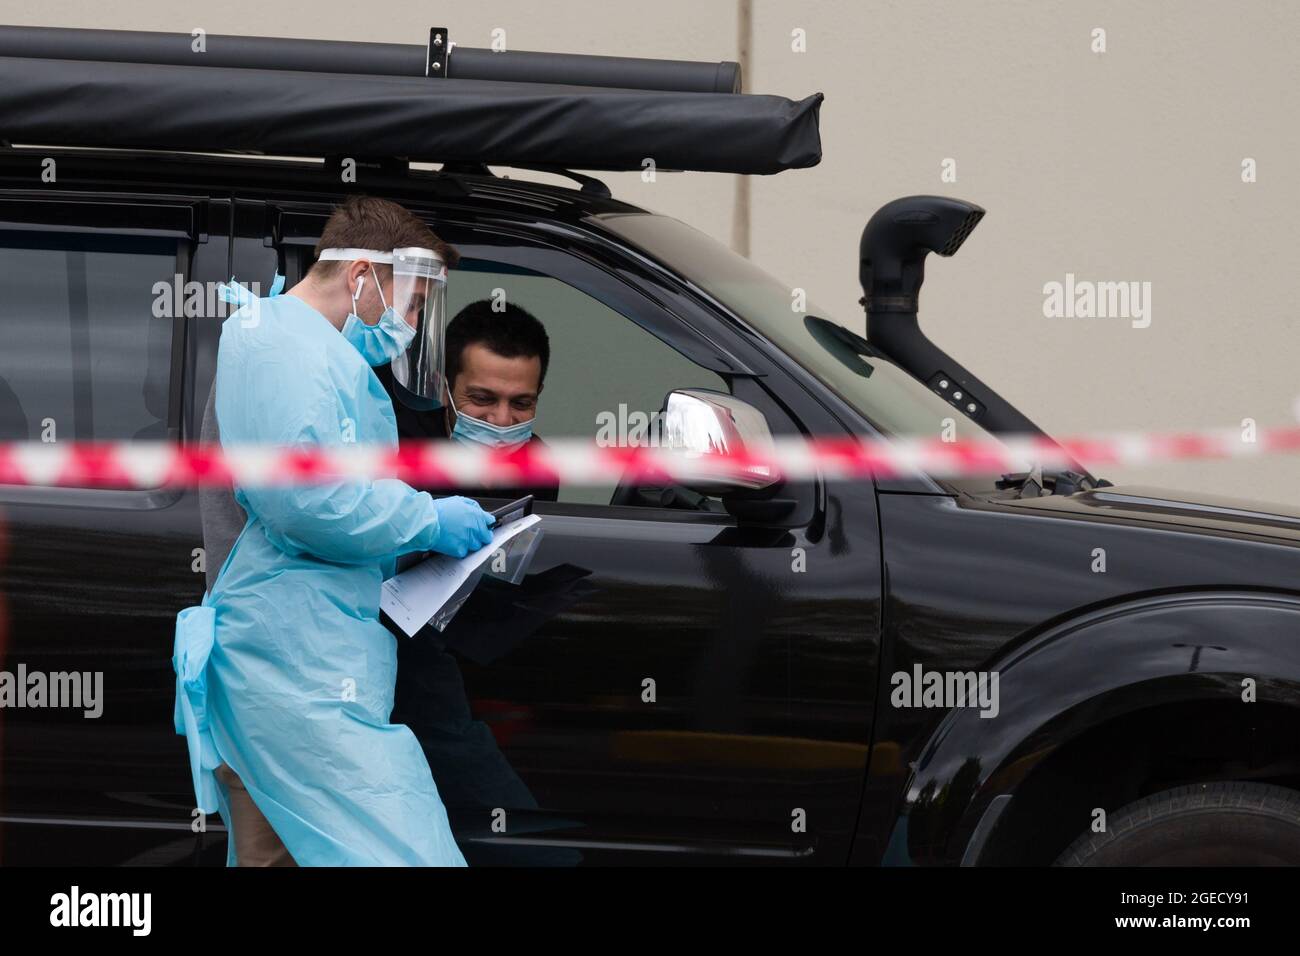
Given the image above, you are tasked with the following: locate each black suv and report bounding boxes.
[2,26,1299,867]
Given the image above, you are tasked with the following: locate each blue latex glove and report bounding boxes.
[430,495,495,558]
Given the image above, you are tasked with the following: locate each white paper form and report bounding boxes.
[380,514,543,637]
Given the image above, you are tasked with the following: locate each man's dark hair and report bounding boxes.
[445,300,550,389]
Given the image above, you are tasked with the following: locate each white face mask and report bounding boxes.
[447,389,536,449]
[340,266,416,366]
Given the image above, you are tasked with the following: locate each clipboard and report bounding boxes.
[381,512,543,636]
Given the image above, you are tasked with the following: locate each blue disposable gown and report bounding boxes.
[173,286,467,866]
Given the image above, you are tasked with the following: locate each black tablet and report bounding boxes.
[489,495,534,527]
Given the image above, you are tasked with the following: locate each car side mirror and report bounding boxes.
[660,388,779,492]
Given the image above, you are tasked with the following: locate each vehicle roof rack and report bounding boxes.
[0,26,822,176]
[440,162,612,198]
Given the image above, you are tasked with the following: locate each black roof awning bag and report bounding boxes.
[0,55,822,175]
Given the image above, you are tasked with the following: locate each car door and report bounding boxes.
[260,194,881,865]
[0,186,228,864]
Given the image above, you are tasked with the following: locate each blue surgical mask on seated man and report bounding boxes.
[447,389,535,450]
[341,266,417,366]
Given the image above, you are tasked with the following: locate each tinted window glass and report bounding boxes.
[0,231,177,444]
[595,212,1025,456]
[452,260,729,506]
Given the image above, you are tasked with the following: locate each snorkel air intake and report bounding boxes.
[859,195,985,312]
[859,195,1097,491]
[859,195,1043,436]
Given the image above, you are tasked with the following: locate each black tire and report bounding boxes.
[1054,782,1300,866]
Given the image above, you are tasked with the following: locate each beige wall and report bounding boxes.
[13,1,1299,504]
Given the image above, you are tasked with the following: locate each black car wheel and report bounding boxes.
[1055,781,1300,865]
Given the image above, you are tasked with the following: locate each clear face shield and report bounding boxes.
[387,247,449,410]
[318,245,449,409]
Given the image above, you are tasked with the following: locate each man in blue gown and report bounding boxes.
[173,196,494,865]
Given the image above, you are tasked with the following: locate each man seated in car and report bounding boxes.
[376,297,580,865]
[374,297,557,504]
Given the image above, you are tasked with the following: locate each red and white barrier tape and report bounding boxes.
[0,427,1298,490]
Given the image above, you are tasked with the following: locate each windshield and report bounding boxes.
[594,212,1024,467]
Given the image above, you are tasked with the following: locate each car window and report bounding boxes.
[452,259,730,507]
[0,230,178,446]
[596,212,1026,461]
